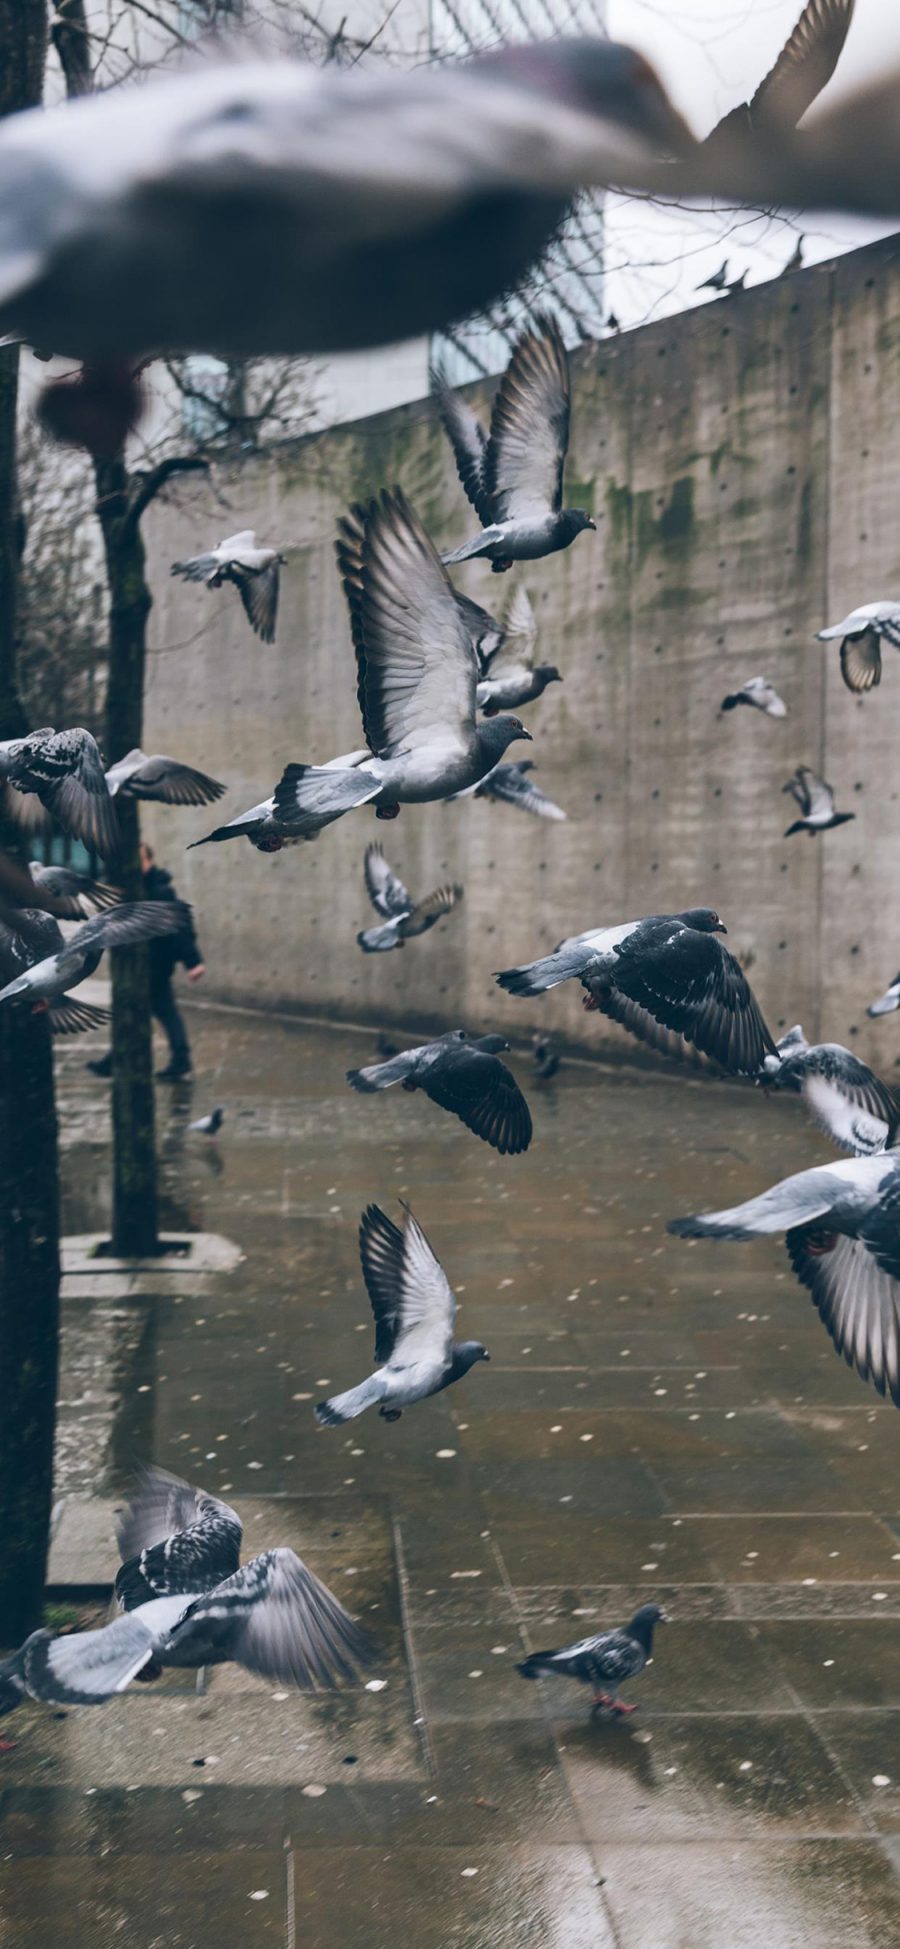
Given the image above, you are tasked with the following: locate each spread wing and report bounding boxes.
[354,489,477,758]
[115,1466,242,1610]
[612,922,777,1074]
[800,1058,899,1156]
[840,628,882,693]
[9,728,119,859]
[748,0,856,132]
[234,560,280,644]
[28,863,121,916]
[110,750,226,805]
[585,979,711,1069]
[399,884,462,938]
[454,592,506,674]
[62,899,192,965]
[483,315,570,524]
[364,843,411,919]
[174,1548,372,1689]
[476,761,566,821]
[431,370,494,525]
[358,1201,456,1372]
[787,1203,900,1406]
[358,1202,407,1363]
[423,1045,533,1154]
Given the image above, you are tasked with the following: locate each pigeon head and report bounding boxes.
[628,1602,669,1647]
[559,509,596,542]
[454,1340,491,1372]
[678,907,726,935]
[536,664,563,686]
[483,715,533,756]
[473,1033,510,1054]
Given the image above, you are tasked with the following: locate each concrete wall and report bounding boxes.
[143,233,900,1065]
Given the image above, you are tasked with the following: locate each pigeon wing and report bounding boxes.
[115,1466,242,1610]
[592,1628,647,1683]
[21,1614,164,1705]
[47,995,110,1035]
[399,884,462,939]
[484,314,570,523]
[355,489,477,758]
[454,591,506,674]
[174,1548,371,1689]
[422,1044,533,1154]
[65,899,193,958]
[364,843,412,919]
[11,728,119,859]
[748,0,856,133]
[787,1219,900,1406]
[388,1203,457,1371]
[612,921,777,1074]
[477,761,567,820]
[586,979,711,1069]
[235,560,280,644]
[113,752,226,806]
[840,627,882,692]
[358,1202,408,1363]
[800,1056,900,1155]
[28,863,121,916]
[431,371,494,525]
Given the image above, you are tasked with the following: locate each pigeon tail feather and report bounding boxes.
[315,1375,387,1426]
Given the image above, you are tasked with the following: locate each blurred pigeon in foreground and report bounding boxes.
[476,586,562,714]
[702,0,856,156]
[498,909,776,1075]
[28,862,120,918]
[188,1107,224,1136]
[435,316,595,573]
[451,758,567,821]
[0,1466,370,1713]
[171,533,286,644]
[0,910,108,1035]
[669,1150,900,1405]
[316,1202,489,1425]
[0,901,192,1016]
[761,1025,900,1154]
[105,748,226,807]
[0,727,119,859]
[783,765,854,835]
[348,1028,532,1154]
[721,677,786,717]
[869,973,900,1019]
[816,601,900,693]
[358,844,462,953]
[518,1604,668,1715]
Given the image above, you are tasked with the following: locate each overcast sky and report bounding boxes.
[603,0,900,323]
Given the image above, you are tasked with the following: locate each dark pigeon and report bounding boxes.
[518,1603,668,1715]
[0,901,193,1018]
[347,1029,532,1155]
[358,843,462,954]
[1,726,120,859]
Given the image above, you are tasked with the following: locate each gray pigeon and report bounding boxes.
[869,974,900,1019]
[315,1202,489,1426]
[761,1025,900,1155]
[0,1466,370,1713]
[171,532,285,644]
[188,1107,225,1137]
[497,909,776,1076]
[105,747,226,807]
[0,909,108,1035]
[0,726,120,859]
[347,1028,532,1154]
[435,315,595,574]
[669,1150,900,1406]
[721,677,786,717]
[190,753,376,852]
[702,0,856,156]
[27,862,121,918]
[518,1603,668,1715]
[783,765,855,835]
[696,259,729,292]
[475,586,563,714]
[451,758,567,822]
[816,601,900,693]
[358,844,462,954]
[0,901,192,1016]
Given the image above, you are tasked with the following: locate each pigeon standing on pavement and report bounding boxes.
[476,586,563,715]
[0,901,193,1017]
[0,727,120,859]
[721,677,787,717]
[434,315,596,574]
[761,1026,900,1154]
[188,1108,225,1137]
[315,1202,489,1426]
[450,758,567,822]
[357,844,463,954]
[869,974,900,1019]
[171,532,286,644]
[518,1604,669,1716]
[27,862,121,918]
[669,1151,900,1405]
[816,601,900,692]
[0,1466,371,1713]
[347,1029,532,1154]
[783,766,855,835]
[105,748,226,807]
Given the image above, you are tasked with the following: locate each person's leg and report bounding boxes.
[151,975,192,1077]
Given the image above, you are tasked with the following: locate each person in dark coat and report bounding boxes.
[88,843,205,1080]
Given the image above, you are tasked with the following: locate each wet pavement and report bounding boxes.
[3,1002,900,1947]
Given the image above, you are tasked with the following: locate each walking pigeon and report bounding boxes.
[347,1029,532,1154]
[721,677,787,717]
[315,1202,489,1426]
[357,844,462,954]
[783,765,855,835]
[816,601,900,693]
[518,1604,668,1716]
[761,1025,900,1154]
[0,901,193,1016]
[697,260,729,292]
[434,315,595,574]
[0,727,119,859]
[27,862,121,918]
[105,748,226,807]
[702,0,857,156]
[188,1108,224,1136]
[171,533,286,644]
[451,758,567,822]
[476,586,562,714]
[0,1466,371,1714]
[869,974,900,1019]
[668,1150,900,1406]
[0,910,108,1035]
[497,910,776,1076]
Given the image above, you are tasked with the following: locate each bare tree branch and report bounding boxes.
[124,454,211,535]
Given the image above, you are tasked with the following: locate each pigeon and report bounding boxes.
[761,1026,900,1155]
[497,909,776,1076]
[105,748,226,807]
[171,533,286,644]
[347,1029,532,1155]
[697,260,729,293]
[532,1031,561,1080]
[783,765,855,835]
[702,0,857,157]
[517,1604,668,1716]
[0,727,120,859]
[869,974,900,1019]
[605,310,621,333]
[0,909,108,1035]
[475,586,562,715]
[0,1465,371,1713]
[451,758,567,822]
[434,314,596,574]
[27,862,121,917]
[816,601,900,693]
[668,1149,900,1406]
[726,270,749,294]
[315,1202,489,1426]
[0,901,193,1015]
[190,753,378,852]
[782,233,805,272]
[188,1107,225,1137]
[357,844,463,954]
[721,677,787,717]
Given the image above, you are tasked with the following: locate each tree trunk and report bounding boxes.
[95,457,158,1257]
[0,0,61,1645]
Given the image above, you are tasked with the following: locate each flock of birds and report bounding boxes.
[2,0,900,1723]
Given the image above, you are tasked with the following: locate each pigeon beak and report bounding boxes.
[586,519,597,531]
[659,1611,671,1624]
[518,728,534,742]
[715,923,727,934]
[482,1351,491,1361]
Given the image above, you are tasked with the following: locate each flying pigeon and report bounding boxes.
[0,909,108,1035]
[782,233,805,272]
[347,1029,532,1154]
[816,601,900,693]
[475,586,562,714]
[726,269,749,294]
[0,727,120,859]
[0,1466,371,1714]
[434,315,595,574]
[105,748,226,807]
[605,310,621,333]
[518,1604,668,1716]
[761,1025,900,1155]
[783,765,855,835]
[188,1107,224,1136]
[315,1202,489,1426]
[451,758,567,822]
[702,0,857,156]
[190,752,377,852]
[721,677,787,717]
[171,533,286,645]
[697,260,729,293]
[668,1149,900,1406]
[497,909,776,1076]
[358,844,462,954]
[27,862,121,918]
[869,974,900,1019]
[0,901,193,1017]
